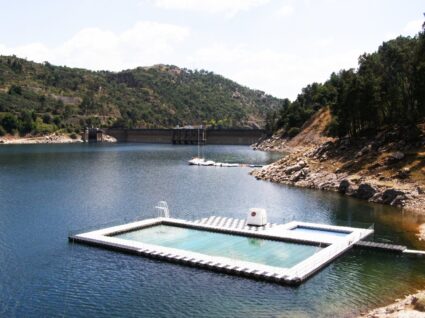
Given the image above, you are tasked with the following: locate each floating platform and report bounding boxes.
[353,241,425,257]
[354,240,407,252]
[69,216,373,285]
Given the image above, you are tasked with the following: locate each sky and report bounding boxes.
[0,0,423,99]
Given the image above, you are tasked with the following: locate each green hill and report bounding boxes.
[0,57,282,136]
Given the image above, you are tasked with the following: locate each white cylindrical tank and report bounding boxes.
[246,208,267,226]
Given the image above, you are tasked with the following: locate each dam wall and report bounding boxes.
[206,129,264,145]
[106,128,265,145]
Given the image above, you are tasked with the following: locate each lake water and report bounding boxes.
[0,143,424,317]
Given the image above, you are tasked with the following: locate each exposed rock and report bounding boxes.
[353,183,377,200]
[391,195,406,207]
[414,292,425,312]
[297,160,306,167]
[386,151,405,164]
[311,141,334,159]
[350,175,362,184]
[382,189,405,205]
[355,145,371,158]
[319,154,328,161]
[369,163,382,171]
[290,170,304,182]
[295,180,313,188]
[360,292,425,318]
[284,160,307,174]
[338,179,352,194]
[394,167,410,179]
[102,134,118,143]
[370,192,383,203]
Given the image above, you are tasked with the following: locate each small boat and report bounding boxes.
[200,160,215,166]
[188,127,209,166]
[188,157,215,166]
[187,130,239,167]
[188,157,204,165]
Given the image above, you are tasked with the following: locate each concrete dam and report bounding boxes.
[105,128,265,145]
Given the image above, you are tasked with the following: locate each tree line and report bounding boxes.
[266,21,425,138]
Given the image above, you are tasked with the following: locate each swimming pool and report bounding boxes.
[290,226,351,238]
[114,224,321,268]
[71,217,373,285]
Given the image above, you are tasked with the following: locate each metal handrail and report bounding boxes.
[155,201,170,218]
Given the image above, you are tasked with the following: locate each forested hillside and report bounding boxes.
[0,57,281,136]
[266,25,425,138]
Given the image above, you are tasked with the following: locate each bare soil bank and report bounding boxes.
[0,133,117,144]
[252,109,425,214]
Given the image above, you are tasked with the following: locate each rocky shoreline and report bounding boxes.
[251,148,425,213]
[0,133,117,144]
[251,131,425,214]
[359,291,425,317]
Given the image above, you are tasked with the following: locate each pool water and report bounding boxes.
[115,225,321,268]
[291,226,350,238]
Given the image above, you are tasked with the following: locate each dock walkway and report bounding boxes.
[354,241,425,257]
[354,240,407,252]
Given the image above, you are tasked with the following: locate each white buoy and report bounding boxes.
[246,208,267,226]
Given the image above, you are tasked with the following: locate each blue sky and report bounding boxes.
[0,0,423,99]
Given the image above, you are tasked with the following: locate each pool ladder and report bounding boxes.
[155,201,170,218]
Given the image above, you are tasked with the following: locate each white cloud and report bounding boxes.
[384,32,399,41]
[276,4,294,17]
[403,19,423,35]
[186,44,360,99]
[3,42,51,62]
[314,36,334,48]
[0,21,190,71]
[384,19,422,41]
[0,18,362,99]
[149,0,270,16]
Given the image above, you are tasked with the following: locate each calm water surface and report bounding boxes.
[0,143,424,318]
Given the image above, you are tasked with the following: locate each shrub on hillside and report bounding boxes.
[0,113,19,133]
[287,127,301,138]
[34,118,56,134]
[326,117,340,136]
